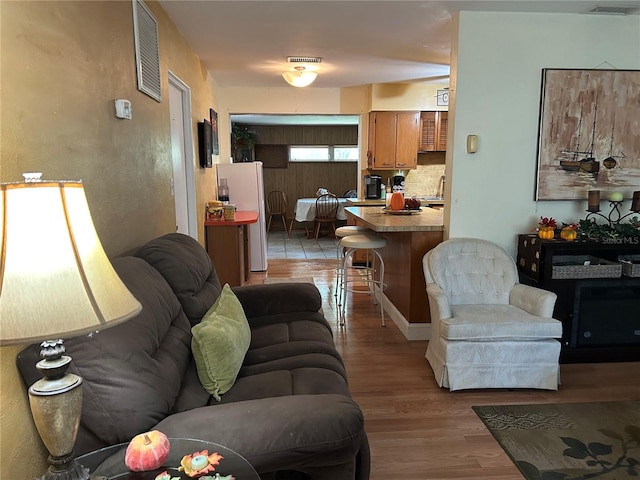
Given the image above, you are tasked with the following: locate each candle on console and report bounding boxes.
[587,190,600,212]
[609,191,623,202]
[632,191,640,213]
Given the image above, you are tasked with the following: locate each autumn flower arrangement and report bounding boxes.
[535,216,557,239]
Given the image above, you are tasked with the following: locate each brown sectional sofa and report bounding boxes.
[18,233,369,480]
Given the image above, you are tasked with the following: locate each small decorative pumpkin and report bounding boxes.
[390,192,405,210]
[537,226,555,239]
[125,430,171,472]
[560,227,577,241]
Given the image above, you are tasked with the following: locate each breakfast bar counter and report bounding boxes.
[343,206,444,232]
[344,206,444,340]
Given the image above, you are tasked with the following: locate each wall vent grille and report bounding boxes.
[133,0,162,102]
[588,5,638,15]
[286,56,323,64]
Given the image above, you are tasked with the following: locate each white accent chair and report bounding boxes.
[423,238,562,391]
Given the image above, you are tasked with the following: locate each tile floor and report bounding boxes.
[267,225,340,260]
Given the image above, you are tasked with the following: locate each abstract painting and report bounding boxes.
[535,69,640,200]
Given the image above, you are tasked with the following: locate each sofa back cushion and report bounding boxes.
[27,256,194,453]
[136,233,221,325]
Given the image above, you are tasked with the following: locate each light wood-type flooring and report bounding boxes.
[246,259,640,480]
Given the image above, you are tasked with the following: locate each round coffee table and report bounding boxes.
[77,438,259,479]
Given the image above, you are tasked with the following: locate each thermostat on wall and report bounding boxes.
[115,99,132,119]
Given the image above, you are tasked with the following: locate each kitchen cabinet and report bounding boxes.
[419,111,448,152]
[367,111,420,170]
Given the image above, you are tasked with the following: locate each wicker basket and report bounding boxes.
[619,255,640,277]
[551,255,622,279]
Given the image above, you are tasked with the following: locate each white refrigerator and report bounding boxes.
[215,161,268,271]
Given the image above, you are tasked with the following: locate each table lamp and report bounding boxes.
[0,174,142,480]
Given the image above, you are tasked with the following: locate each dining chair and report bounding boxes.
[266,190,291,235]
[313,193,339,239]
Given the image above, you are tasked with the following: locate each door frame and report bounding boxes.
[168,71,197,239]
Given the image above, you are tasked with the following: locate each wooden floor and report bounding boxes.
[246,259,640,480]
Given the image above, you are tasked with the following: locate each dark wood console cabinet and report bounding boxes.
[517,234,640,363]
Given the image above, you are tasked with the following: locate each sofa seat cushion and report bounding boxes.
[245,340,344,366]
[155,395,365,475]
[445,304,563,341]
[214,367,351,404]
[239,352,347,380]
[249,314,334,348]
[192,284,251,400]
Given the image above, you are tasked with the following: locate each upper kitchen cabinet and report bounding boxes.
[367,111,420,170]
[419,111,448,152]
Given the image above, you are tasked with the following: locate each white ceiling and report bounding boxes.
[159,0,640,90]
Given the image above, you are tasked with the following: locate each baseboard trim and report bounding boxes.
[382,293,431,341]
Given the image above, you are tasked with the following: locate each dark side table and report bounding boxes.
[77,438,260,479]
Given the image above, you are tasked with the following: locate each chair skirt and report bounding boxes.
[426,337,561,391]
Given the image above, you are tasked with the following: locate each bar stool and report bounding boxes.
[334,226,372,302]
[338,234,387,327]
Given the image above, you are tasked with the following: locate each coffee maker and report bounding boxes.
[391,174,405,194]
[364,175,382,199]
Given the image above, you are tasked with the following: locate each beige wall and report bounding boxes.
[447,11,640,255]
[0,2,219,478]
[371,83,449,111]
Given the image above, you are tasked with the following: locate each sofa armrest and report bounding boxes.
[510,283,557,317]
[232,283,322,319]
[426,283,452,320]
[154,394,366,477]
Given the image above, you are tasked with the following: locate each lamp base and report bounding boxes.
[29,341,88,480]
[36,457,89,480]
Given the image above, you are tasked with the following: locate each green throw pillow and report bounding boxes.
[191,283,250,401]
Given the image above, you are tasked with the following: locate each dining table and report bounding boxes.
[294,197,349,222]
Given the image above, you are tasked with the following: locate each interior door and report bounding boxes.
[168,72,197,238]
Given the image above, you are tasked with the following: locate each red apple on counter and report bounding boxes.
[404,197,421,210]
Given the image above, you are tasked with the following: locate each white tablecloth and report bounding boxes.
[294,198,348,222]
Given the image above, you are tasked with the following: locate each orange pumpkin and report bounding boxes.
[560,227,577,241]
[125,430,170,472]
[537,226,555,239]
[390,192,405,210]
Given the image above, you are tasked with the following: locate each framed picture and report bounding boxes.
[535,69,640,200]
[209,108,219,155]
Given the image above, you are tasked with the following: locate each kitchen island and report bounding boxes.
[344,206,444,340]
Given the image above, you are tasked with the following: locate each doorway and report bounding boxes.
[168,71,197,239]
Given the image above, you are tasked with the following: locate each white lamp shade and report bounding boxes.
[0,181,142,345]
[282,69,318,87]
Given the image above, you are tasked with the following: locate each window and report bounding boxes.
[289,146,358,162]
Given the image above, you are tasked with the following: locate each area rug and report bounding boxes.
[473,401,640,479]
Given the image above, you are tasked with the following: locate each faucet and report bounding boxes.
[436,174,445,199]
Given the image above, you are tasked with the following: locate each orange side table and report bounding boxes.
[205,211,258,286]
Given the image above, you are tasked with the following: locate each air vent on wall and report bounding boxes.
[587,5,638,15]
[286,56,323,64]
[133,0,162,102]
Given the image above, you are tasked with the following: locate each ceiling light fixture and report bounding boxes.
[282,66,317,87]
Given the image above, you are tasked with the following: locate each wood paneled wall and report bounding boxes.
[245,124,359,215]
[263,162,358,212]
[253,124,358,145]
